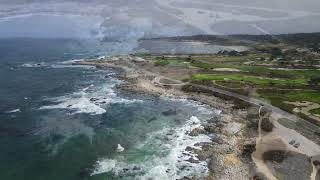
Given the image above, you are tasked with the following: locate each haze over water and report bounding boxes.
[0,0,319,179]
[0,38,224,179]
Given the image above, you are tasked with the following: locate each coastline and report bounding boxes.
[76,55,320,180]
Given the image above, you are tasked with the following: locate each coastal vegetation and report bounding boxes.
[140,34,320,126]
[76,32,320,179]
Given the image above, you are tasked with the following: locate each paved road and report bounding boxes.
[126,56,299,120]
[103,56,311,123]
[190,83,298,119]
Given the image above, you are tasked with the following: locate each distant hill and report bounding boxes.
[142,32,320,47]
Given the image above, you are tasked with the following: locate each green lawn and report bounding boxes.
[154,59,170,66]
[192,53,270,62]
[191,60,319,80]
[192,74,308,86]
[285,91,320,104]
[258,90,320,118]
[260,91,320,104]
[154,57,187,66]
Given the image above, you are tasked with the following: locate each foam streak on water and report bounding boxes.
[91,114,216,179]
[39,80,142,115]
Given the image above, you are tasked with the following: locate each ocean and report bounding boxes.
[0,38,220,180]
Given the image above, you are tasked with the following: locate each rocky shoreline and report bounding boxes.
[76,56,256,179]
[76,55,320,180]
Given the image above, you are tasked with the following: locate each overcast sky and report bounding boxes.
[0,0,320,39]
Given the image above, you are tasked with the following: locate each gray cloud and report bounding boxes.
[0,0,319,39]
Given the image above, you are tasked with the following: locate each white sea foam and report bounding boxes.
[50,64,96,69]
[140,116,210,179]
[91,159,117,175]
[20,59,96,69]
[40,96,107,115]
[160,95,221,116]
[39,79,142,115]
[92,115,212,179]
[21,62,48,68]
[6,109,21,113]
[60,59,84,64]
[116,144,125,152]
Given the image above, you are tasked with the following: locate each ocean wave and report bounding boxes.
[91,116,211,179]
[160,95,222,115]
[20,61,96,69]
[39,80,142,115]
[50,64,96,69]
[21,62,49,68]
[6,109,21,113]
[59,59,84,65]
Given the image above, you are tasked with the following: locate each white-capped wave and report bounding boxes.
[40,96,107,115]
[161,95,221,116]
[116,144,125,152]
[21,62,48,68]
[20,59,96,69]
[91,159,117,175]
[39,79,142,115]
[60,59,84,64]
[50,64,96,69]
[6,109,21,113]
[91,115,211,179]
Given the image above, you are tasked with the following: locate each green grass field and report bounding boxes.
[154,57,188,66]
[143,53,320,125]
[190,57,319,78]
[191,53,270,62]
[154,59,170,66]
[258,90,320,113]
[192,74,308,86]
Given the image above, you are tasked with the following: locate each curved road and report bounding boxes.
[190,83,298,119]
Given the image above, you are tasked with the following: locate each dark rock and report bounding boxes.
[242,142,256,157]
[133,166,141,171]
[90,98,99,102]
[185,146,194,152]
[261,117,273,132]
[189,128,206,136]
[293,142,300,148]
[313,160,320,166]
[203,124,216,133]
[252,172,268,180]
[207,116,220,123]
[187,158,200,163]
[289,140,296,145]
[211,136,224,144]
